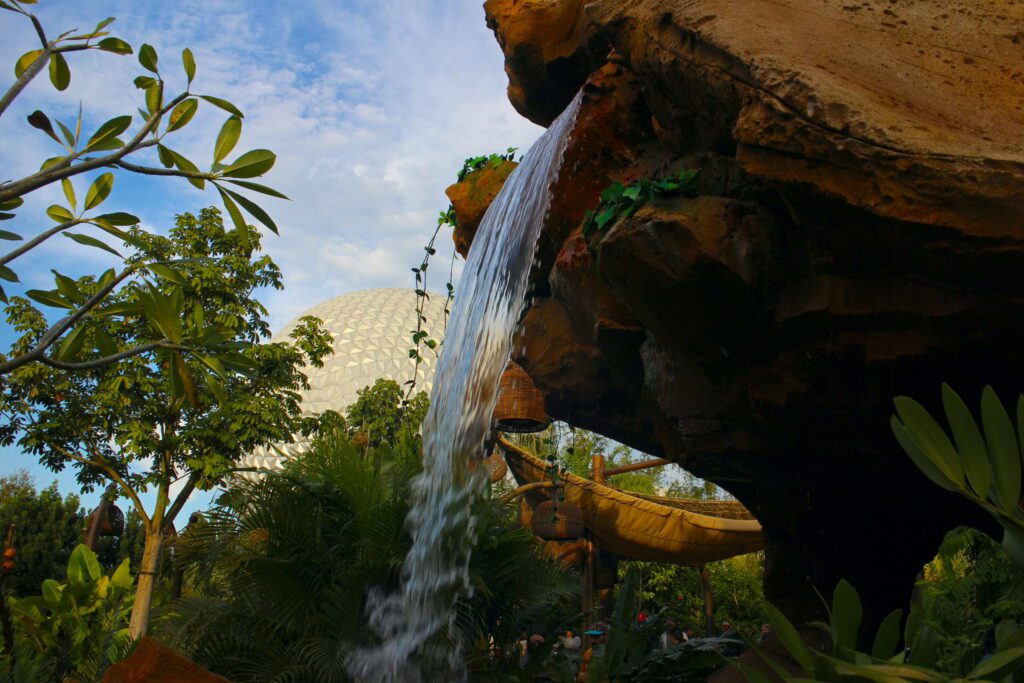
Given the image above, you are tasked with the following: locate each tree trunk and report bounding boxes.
[128,524,163,640]
[701,564,714,636]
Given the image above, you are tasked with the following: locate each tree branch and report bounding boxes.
[164,472,198,529]
[0,90,186,204]
[38,339,189,370]
[0,48,51,121]
[114,159,214,181]
[0,218,84,266]
[0,265,137,375]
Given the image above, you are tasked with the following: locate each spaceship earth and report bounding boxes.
[242,288,447,471]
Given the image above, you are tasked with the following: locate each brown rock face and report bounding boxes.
[102,637,231,682]
[446,159,517,258]
[473,0,1024,629]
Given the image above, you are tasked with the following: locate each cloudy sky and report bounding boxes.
[0,0,543,514]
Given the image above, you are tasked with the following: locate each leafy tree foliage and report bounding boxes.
[0,1,286,374]
[0,472,82,598]
[0,208,333,638]
[345,378,429,447]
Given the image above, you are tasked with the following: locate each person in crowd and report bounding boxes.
[659,617,680,649]
[719,620,738,639]
[758,623,773,644]
[580,622,609,680]
[559,629,582,651]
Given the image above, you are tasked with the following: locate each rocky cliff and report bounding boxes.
[466,0,1024,627]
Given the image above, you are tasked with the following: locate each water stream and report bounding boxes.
[348,91,583,682]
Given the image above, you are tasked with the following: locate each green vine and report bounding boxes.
[582,168,699,238]
[404,148,520,401]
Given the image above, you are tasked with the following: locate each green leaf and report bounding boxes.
[49,52,70,91]
[52,271,84,303]
[907,626,938,668]
[894,396,964,487]
[145,82,162,114]
[222,149,276,178]
[0,197,24,212]
[215,184,249,236]
[157,143,174,169]
[939,384,992,501]
[133,75,156,90]
[139,285,182,344]
[62,178,76,211]
[967,646,1024,680]
[764,602,814,672]
[86,115,132,150]
[182,47,195,83]
[40,155,66,171]
[204,371,226,405]
[94,17,116,32]
[97,37,132,55]
[223,187,278,234]
[831,579,863,654]
[198,94,243,118]
[55,119,76,147]
[64,232,121,257]
[46,204,74,223]
[148,263,187,285]
[138,43,158,72]
[15,49,43,79]
[1002,525,1024,567]
[981,386,1022,513]
[84,172,115,210]
[96,301,139,317]
[41,579,61,604]
[166,98,198,132]
[164,147,204,190]
[26,289,74,310]
[57,324,87,360]
[223,179,289,200]
[94,212,139,226]
[94,327,117,356]
[0,230,22,240]
[871,609,903,660]
[213,116,241,164]
[893,414,956,490]
[110,559,132,590]
[0,264,18,283]
[67,544,102,584]
[27,110,61,144]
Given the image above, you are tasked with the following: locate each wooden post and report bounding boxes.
[591,454,605,485]
[701,564,714,636]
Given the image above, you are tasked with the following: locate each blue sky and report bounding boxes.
[0,0,542,517]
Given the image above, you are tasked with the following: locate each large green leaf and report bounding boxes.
[942,384,991,498]
[138,43,158,72]
[981,386,1022,514]
[57,324,87,361]
[198,94,243,118]
[222,149,276,178]
[97,37,133,55]
[15,49,43,78]
[64,232,122,258]
[46,204,74,223]
[182,47,196,83]
[894,397,964,487]
[166,98,198,132]
[223,179,289,200]
[164,147,204,189]
[62,178,77,211]
[49,52,70,91]
[223,187,278,234]
[27,109,61,144]
[871,609,903,660]
[831,579,863,655]
[966,646,1024,680]
[907,626,938,668]
[1002,526,1024,567]
[67,544,102,585]
[891,417,956,492]
[764,602,814,672]
[0,264,18,283]
[86,114,133,150]
[213,116,242,164]
[26,289,74,309]
[84,172,115,210]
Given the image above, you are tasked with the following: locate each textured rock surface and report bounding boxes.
[445,159,517,257]
[471,0,1024,626]
[102,637,231,682]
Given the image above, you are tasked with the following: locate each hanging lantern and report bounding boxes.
[88,503,125,537]
[493,361,550,433]
[484,450,508,482]
[531,498,584,540]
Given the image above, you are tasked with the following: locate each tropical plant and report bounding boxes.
[890,385,1024,567]
[582,168,699,238]
[346,378,429,447]
[0,1,285,374]
[1,544,134,682]
[0,208,333,639]
[733,579,1024,683]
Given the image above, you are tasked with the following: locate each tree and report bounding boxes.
[0,208,333,639]
[345,378,429,447]
[0,1,286,374]
[0,472,83,598]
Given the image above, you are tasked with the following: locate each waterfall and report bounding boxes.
[348,91,583,682]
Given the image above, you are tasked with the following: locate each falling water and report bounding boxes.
[348,91,583,682]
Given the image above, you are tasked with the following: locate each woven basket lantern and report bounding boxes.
[531,498,584,540]
[493,361,550,433]
[484,451,508,482]
[88,504,125,537]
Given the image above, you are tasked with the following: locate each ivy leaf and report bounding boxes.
[46,204,75,223]
[181,47,196,83]
[221,149,276,178]
[86,115,132,150]
[63,232,122,258]
[97,37,133,55]
[213,116,241,164]
[27,110,62,144]
[198,94,243,118]
[84,173,115,210]
[49,52,70,91]
[15,49,43,79]
[166,98,198,133]
[138,43,158,73]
